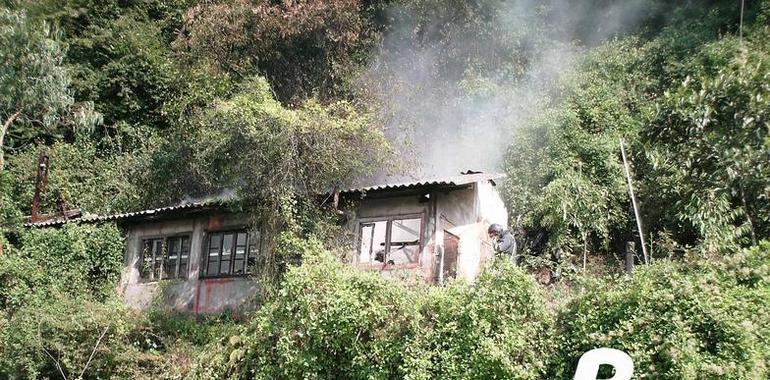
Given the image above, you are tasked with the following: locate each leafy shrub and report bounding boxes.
[0,293,142,379]
[550,243,770,379]
[16,223,124,299]
[0,223,142,379]
[403,259,553,380]
[197,255,553,379]
[197,253,420,379]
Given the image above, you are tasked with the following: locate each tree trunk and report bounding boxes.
[582,231,588,270]
[0,109,23,173]
[0,109,22,257]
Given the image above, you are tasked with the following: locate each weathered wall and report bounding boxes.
[438,181,508,283]
[350,193,436,282]
[120,213,260,314]
[348,182,509,284]
[476,180,508,228]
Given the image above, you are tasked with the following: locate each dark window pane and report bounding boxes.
[207,233,222,276]
[152,240,164,279]
[236,232,247,247]
[222,234,234,259]
[220,233,234,274]
[207,259,219,276]
[209,233,222,251]
[179,236,190,278]
[140,240,154,279]
[220,259,231,274]
[235,245,246,260]
[234,231,247,274]
[233,259,245,274]
[165,238,179,279]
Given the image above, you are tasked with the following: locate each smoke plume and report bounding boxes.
[362,0,654,180]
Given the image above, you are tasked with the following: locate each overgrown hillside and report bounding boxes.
[1,0,769,379]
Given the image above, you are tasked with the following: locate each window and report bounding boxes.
[140,235,191,281]
[165,235,191,279]
[358,216,423,265]
[204,229,258,277]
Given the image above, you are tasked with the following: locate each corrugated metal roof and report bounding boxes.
[340,172,506,194]
[25,172,505,227]
[24,201,217,228]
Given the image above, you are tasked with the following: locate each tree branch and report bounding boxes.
[0,108,23,172]
[39,322,67,380]
[42,347,68,380]
[78,326,110,379]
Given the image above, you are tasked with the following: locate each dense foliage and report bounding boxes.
[0,223,242,379]
[1,0,769,379]
[0,224,127,378]
[194,244,768,379]
[504,3,770,261]
[194,255,553,380]
[550,243,770,378]
[0,224,768,379]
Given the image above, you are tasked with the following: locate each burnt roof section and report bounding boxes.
[24,201,219,228]
[340,172,506,194]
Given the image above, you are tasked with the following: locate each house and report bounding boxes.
[25,171,508,314]
[341,171,508,284]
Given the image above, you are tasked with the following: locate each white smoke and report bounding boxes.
[361,0,652,180]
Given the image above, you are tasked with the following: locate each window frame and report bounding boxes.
[357,212,425,267]
[163,234,192,280]
[139,233,192,282]
[202,228,255,278]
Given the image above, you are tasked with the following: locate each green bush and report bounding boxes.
[0,223,142,379]
[550,243,770,379]
[197,253,420,379]
[17,224,124,299]
[2,221,767,379]
[197,256,553,379]
[403,259,553,380]
[0,293,142,379]
[0,223,123,315]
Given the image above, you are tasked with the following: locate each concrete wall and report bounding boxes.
[350,181,509,284]
[119,181,510,313]
[434,186,478,283]
[350,193,436,282]
[477,180,508,229]
[120,213,260,314]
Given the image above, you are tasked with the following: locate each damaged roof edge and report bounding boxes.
[23,201,221,228]
[24,172,507,228]
[339,172,506,194]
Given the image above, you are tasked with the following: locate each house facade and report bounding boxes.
[343,172,508,284]
[26,172,509,314]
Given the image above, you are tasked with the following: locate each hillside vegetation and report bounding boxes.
[0,0,769,379]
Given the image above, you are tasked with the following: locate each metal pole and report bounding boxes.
[620,139,649,264]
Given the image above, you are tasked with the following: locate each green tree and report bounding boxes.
[643,33,770,254]
[0,8,71,172]
[15,0,190,133]
[175,0,376,104]
[147,76,389,207]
